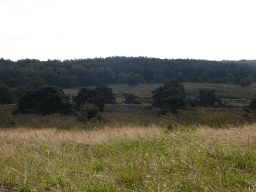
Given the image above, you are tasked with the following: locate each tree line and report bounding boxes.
[0,57,256,102]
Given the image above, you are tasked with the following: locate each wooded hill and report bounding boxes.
[0,57,255,90]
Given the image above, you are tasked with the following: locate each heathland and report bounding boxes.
[1,82,256,191]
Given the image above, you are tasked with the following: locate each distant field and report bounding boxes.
[63,82,256,107]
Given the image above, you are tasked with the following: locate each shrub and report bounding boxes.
[12,86,73,116]
[75,103,103,122]
[123,93,141,104]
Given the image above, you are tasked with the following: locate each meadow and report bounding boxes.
[1,82,256,191]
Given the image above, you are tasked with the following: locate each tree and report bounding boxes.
[0,84,15,105]
[152,79,187,114]
[175,72,185,82]
[127,72,145,86]
[199,73,211,83]
[239,77,252,87]
[24,78,46,90]
[198,89,223,107]
[12,86,73,116]
[212,77,222,84]
[95,85,116,104]
[221,77,230,84]
[97,67,116,84]
[226,72,234,83]
[72,88,105,112]
[153,74,167,83]
[123,93,141,104]
[142,69,155,83]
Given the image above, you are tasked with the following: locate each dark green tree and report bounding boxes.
[127,72,145,86]
[175,72,185,82]
[212,77,223,84]
[239,77,252,87]
[24,78,46,90]
[199,73,211,83]
[95,85,116,104]
[72,88,105,112]
[198,89,223,107]
[152,79,187,114]
[0,84,15,105]
[153,74,167,83]
[226,72,234,83]
[12,86,73,116]
[221,77,230,84]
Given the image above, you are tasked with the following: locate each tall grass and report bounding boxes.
[0,103,255,191]
[1,125,256,191]
[157,108,247,131]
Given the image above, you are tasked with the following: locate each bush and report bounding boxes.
[73,88,105,112]
[123,93,141,104]
[75,103,104,122]
[95,85,116,104]
[12,86,73,116]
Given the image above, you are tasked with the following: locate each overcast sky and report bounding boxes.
[0,0,255,61]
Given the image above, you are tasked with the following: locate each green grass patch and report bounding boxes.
[1,126,256,191]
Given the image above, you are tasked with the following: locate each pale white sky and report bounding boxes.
[0,0,255,61]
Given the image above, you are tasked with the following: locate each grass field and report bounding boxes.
[1,124,256,191]
[1,82,256,191]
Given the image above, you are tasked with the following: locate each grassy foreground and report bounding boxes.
[1,124,256,191]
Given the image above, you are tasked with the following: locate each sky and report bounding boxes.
[0,0,255,61]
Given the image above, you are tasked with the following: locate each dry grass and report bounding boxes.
[197,125,256,147]
[1,124,256,191]
[0,125,162,148]
[0,103,251,130]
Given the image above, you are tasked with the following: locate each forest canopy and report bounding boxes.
[0,57,255,91]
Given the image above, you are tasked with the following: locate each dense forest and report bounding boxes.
[0,57,256,100]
